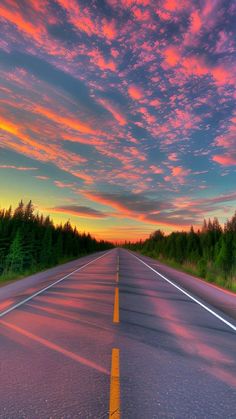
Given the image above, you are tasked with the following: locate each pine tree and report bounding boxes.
[40,228,52,266]
[5,230,23,273]
[14,200,24,220]
[24,200,34,221]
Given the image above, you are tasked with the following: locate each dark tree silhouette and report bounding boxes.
[0,201,113,280]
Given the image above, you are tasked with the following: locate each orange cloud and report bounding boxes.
[172,166,184,176]
[163,46,181,67]
[0,1,46,43]
[89,50,117,72]
[102,18,117,40]
[33,105,97,135]
[56,0,98,36]
[0,114,91,184]
[163,0,187,12]
[128,85,144,100]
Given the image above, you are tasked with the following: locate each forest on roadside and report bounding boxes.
[124,212,236,292]
[0,200,113,282]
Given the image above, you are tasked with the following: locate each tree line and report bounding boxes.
[124,212,236,291]
[0,200,113,280]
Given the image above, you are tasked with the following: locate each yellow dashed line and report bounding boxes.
[116,255,119,283]
[113,287,119,323]
[109,348,120,419]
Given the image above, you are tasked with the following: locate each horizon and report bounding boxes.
[1,200,235,245]
[0,0,236,242]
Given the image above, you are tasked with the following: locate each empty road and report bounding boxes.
[0,248,236,418]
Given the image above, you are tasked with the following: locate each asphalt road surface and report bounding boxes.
[0,248,235,418]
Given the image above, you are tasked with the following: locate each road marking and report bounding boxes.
[109,348,120,419]
[113,287,119,323]
[116,255,119,283]
[131,253,236,332]
[0,250,114,319]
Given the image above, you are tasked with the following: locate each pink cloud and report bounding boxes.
[149,99,161,107]
[213,115,236,166]
[165,165,191,184]
[54,181,75,189]
[162,0,188,12]
[128,84,144,100]
[132,7,150,21]
[56,0,97,36]
[124,146,147,162]
[89,49,117,72]
[212,155,236,166]
[168,153,179,161]
[189,10,202,33]
[102,18,117,40]
[98,98,127,126]
[150,165,163,174]
[163,46,181,67]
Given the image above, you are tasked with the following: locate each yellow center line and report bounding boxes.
[116,255,119,283]
[109,348,120,419]
[113,287,119,323]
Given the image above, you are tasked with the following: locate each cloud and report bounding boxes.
[128,85,144,100]
[102,18,117,40]
[56,0,98,37]
[98,98,127,126]
[81,189,205,228]
[189,10,202,33]
[213,115,236,165]
[89,49,117,72]
[168,153,179,161]
[212,155,236,166]
[150,165,163,174]
[165,166,191,184]
[33,104,98,135]
[35,175,50,180]
[0,164,38,171]
[162,0,188,12]
[49,205,109,219]
[163,46,181,67]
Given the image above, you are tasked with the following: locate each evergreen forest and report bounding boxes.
[0,200,113,282]
[125,212,236,292]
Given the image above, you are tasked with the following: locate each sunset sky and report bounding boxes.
[0,0,235,242]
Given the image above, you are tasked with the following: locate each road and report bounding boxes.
[0,248,236,418]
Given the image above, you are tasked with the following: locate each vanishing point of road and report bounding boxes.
[0,248,236,418]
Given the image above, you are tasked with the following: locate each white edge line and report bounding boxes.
[0,250,114,319]
[130,252,236,332]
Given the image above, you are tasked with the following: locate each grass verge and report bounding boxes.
[138,250,236,293]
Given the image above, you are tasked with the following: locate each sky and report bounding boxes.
[0,0,235,242]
